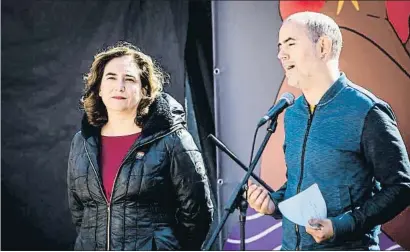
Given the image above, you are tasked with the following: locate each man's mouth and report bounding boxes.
[286,65,295,70]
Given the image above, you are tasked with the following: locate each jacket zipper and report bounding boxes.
[295,106,316,250]
[84,142,110,249]
[83,128,179,250]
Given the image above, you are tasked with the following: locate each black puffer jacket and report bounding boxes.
[67,93,213,250]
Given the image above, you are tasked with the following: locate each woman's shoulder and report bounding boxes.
[71,131,84,144]
[164,127,199,153]
[69,131,85,154]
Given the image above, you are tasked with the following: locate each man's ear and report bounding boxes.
[317,35,333,60]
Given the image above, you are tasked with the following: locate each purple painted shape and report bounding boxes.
[223,208,282,250]
[379,232,403,251]
[224,207,403,250]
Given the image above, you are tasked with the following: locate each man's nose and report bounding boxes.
[277,49,289,61]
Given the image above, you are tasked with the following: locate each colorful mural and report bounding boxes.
[224,208,402,251]
[225,1,409,250]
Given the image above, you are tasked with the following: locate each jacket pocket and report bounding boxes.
[338,185,353,213]
[326,185,352,217]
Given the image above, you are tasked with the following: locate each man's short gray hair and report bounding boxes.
[285,12,343,59]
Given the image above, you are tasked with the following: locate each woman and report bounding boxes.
[67,42,213,250]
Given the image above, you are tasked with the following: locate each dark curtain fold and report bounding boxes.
[185,0,216,191]
[184,1,218,249]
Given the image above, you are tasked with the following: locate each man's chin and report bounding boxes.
[286,78,300,89]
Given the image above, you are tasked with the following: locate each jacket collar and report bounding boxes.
[302,72,348,108]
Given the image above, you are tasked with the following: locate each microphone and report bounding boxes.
[257,92,295,127]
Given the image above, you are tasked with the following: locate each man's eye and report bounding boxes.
[289,43,295,46]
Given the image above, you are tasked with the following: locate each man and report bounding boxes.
[247,11,410,250]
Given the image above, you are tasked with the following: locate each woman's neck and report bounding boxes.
[101,112,142,136]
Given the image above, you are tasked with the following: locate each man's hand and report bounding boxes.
[306,218,334,243]
[246,180,275,215]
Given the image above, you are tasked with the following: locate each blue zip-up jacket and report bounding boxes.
[270,73,410,250]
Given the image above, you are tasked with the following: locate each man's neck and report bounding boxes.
[301,64,340,106]
[102,111,142,136]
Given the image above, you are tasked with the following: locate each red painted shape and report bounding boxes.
[386,1,410,43]
[279,1,326,20]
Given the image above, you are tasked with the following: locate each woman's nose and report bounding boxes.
[115,80,126,91]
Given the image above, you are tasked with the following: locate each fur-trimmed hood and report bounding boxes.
[81,92,186,139]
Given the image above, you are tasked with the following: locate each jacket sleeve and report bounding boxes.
[269,143,288,219]
[269,181,287,219]
[330,104,410,241]
[169,129,214,250]
[67,134,84,234]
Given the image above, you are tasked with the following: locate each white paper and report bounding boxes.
[278,183,327,226]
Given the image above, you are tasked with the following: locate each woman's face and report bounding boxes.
[99,55,142,116]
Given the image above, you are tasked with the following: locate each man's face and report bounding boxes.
[277,21,321,88]
[99,55,142,115]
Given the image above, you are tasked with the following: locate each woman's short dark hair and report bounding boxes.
[80,41,166,127]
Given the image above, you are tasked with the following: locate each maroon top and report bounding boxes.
[100,132,141,201]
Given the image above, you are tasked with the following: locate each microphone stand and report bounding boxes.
[207,134,274,193]
[202,120,278,251]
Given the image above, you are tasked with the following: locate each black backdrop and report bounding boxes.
[1,0,216,250]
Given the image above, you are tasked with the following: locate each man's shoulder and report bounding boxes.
[343,79,388,109]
